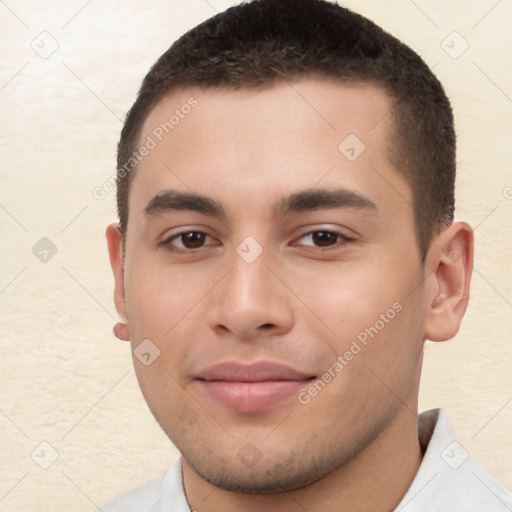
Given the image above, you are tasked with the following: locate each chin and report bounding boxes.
[185,455,329,494]
[180,433,368,495]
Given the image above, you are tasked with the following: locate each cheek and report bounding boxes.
[123,257,226,388]
[124,253,211,337]
[289,260,407,338]
[297,299,424,430]
[291,257,425,375]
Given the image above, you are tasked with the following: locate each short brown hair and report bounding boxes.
[117,0,455,259]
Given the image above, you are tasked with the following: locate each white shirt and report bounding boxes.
[97,409,512,511]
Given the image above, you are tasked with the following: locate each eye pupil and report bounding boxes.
[312,231,338,247]
[182,232,206,248]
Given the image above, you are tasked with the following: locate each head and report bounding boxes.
[107,0,473,497]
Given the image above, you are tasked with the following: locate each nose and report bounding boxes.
[207,249,295,341]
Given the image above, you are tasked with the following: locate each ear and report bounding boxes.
[423,221,474,342]
[106,222,130,341]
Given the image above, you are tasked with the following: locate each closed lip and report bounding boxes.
[196,360,315,382]
[195,361,315,412]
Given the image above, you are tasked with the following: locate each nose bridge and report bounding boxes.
[225,246,274,312]
[207,243,294,336]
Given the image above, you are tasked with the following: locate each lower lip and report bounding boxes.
[197,380,311,412]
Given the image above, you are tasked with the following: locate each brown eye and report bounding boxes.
[311,231,340,247]
[163,231,216,252]
[297,231,347,248]
[180,232,206,249]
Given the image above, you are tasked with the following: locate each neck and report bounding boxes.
[183,404,423,512]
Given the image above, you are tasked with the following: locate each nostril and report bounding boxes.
[260,323,275,329]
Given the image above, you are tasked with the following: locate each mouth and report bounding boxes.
[195,361,316,412]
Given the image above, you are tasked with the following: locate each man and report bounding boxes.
[102,0,512,510]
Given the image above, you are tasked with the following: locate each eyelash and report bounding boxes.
[160,230,353,253]
[293,231,352,250]
[160,231,218,253]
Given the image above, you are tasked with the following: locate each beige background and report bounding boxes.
[0,1,511,510]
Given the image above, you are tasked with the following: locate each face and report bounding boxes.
[116,80,431,492]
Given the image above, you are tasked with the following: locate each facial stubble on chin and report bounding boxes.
[177,403,400,495]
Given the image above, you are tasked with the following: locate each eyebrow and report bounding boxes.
[143,187,377,219]
[275,188,378,216]
[144,190,225,217]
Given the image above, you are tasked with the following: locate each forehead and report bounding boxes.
[139,79,392,155]
[129,79,410,220]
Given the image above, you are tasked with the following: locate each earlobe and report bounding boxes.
[423,221,474,342]
[106,222,131,341]
[113,321,131,341]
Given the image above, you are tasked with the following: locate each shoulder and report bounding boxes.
[94,457,190,512]
[95,476,163,512]
[396,408,512,511]
[435,458,512,510]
